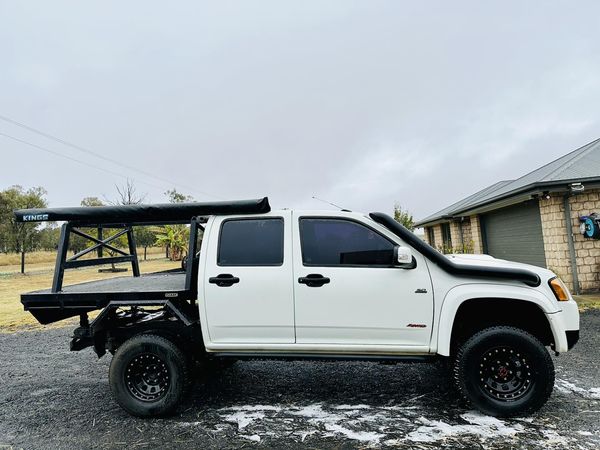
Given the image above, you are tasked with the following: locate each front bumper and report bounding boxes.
[546,299,580,353]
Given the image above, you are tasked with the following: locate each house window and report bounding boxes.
[427,227,435,246]
[441,223,452,250]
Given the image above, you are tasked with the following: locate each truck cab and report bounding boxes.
[200,210,434,351]
[15,198,580,418]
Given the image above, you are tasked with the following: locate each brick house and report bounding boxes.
[415,138,600,294]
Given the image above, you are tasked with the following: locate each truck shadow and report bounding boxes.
[190,359,459,411]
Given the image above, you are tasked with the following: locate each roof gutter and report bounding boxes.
[416,178,600,227]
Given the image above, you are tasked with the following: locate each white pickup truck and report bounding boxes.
[15,197,580,418]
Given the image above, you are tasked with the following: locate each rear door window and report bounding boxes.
[218,218,284,266]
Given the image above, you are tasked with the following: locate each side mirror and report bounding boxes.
[394,245,417,269]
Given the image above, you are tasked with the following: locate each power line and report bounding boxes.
[0,132,167,192]
[0,114,221,200]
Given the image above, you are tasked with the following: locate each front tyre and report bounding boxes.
[109,334,191,417]
[454,326,554,417]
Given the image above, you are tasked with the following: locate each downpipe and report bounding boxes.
[563,193,580,295]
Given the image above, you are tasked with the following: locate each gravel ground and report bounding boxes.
[1,311,599,449]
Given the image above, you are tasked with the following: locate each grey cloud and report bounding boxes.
[1,1,599,220]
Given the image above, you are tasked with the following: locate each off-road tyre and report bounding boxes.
[453,326,554,417]
[109,334,192,417]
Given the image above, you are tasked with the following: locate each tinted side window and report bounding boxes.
[299,218,395,266]
[218,218,284,266]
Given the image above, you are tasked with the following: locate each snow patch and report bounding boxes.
[222,411,267,429]
[556,379,600,400]
[407,411,524,443]
[290,403,385,443]
[179,402,574,447]
[334,404,372,410]
[240,434,261,442]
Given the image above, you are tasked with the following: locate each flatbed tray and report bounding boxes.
[21,271,194,323]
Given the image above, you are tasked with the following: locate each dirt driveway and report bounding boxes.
[1,311,599,449]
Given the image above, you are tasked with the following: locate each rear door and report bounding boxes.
[203,211,295,343]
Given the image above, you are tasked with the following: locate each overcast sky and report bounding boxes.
[1,1,600,220]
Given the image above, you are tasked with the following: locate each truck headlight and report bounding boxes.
[549,277,570,301]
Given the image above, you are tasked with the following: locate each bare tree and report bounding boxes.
[105,179,146,205]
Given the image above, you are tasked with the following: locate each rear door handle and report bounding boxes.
[298,273,330,287]
[209,273,240,287]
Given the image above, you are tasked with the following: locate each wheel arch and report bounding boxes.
[436,284,559,356]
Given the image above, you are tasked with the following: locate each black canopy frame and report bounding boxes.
[18,197,270,324]
[51,223,142,293]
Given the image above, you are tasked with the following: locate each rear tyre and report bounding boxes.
[109,334,191,417]
[453,326,554,417]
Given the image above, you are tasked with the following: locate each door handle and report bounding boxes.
[209,273,240,287]
[298,273,330,287]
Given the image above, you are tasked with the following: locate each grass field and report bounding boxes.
[0,256,179,332]
[0,247,166,274]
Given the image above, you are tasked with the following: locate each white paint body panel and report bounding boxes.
[196,209,580,356]
[201,211,295,344]
[292,212,433,346]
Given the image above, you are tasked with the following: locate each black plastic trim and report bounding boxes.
[566,330,579,349]
[369,212,541,287]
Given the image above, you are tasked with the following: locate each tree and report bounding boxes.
[81,196,104,207]
[160,189,194,259]
[165,188,193,203]
[153,225,189,261]
[135,227,156,261]
[393,203,415,231]
[104,183,147,268]
[0,186,47,273]
[38,223,61,251]
[107,179,146,205]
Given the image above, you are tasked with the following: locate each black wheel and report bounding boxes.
[109,334,191,417]
[453,326,554,417]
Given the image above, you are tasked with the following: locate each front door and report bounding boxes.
[203,211,295,344]
[292,215,434,346]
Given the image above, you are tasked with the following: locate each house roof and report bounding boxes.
[416,137,600,227]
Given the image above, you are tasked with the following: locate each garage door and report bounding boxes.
[481,200,546,268]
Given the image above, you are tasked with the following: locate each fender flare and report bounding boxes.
[436,284,558,356]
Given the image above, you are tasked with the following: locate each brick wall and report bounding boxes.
[424,218,476,254]
[470,215,484,254]
[424,227,432,246]
[540,189,600,293]
[433,224,443,250]
[450,221,461,248]
[423,225,444,248]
